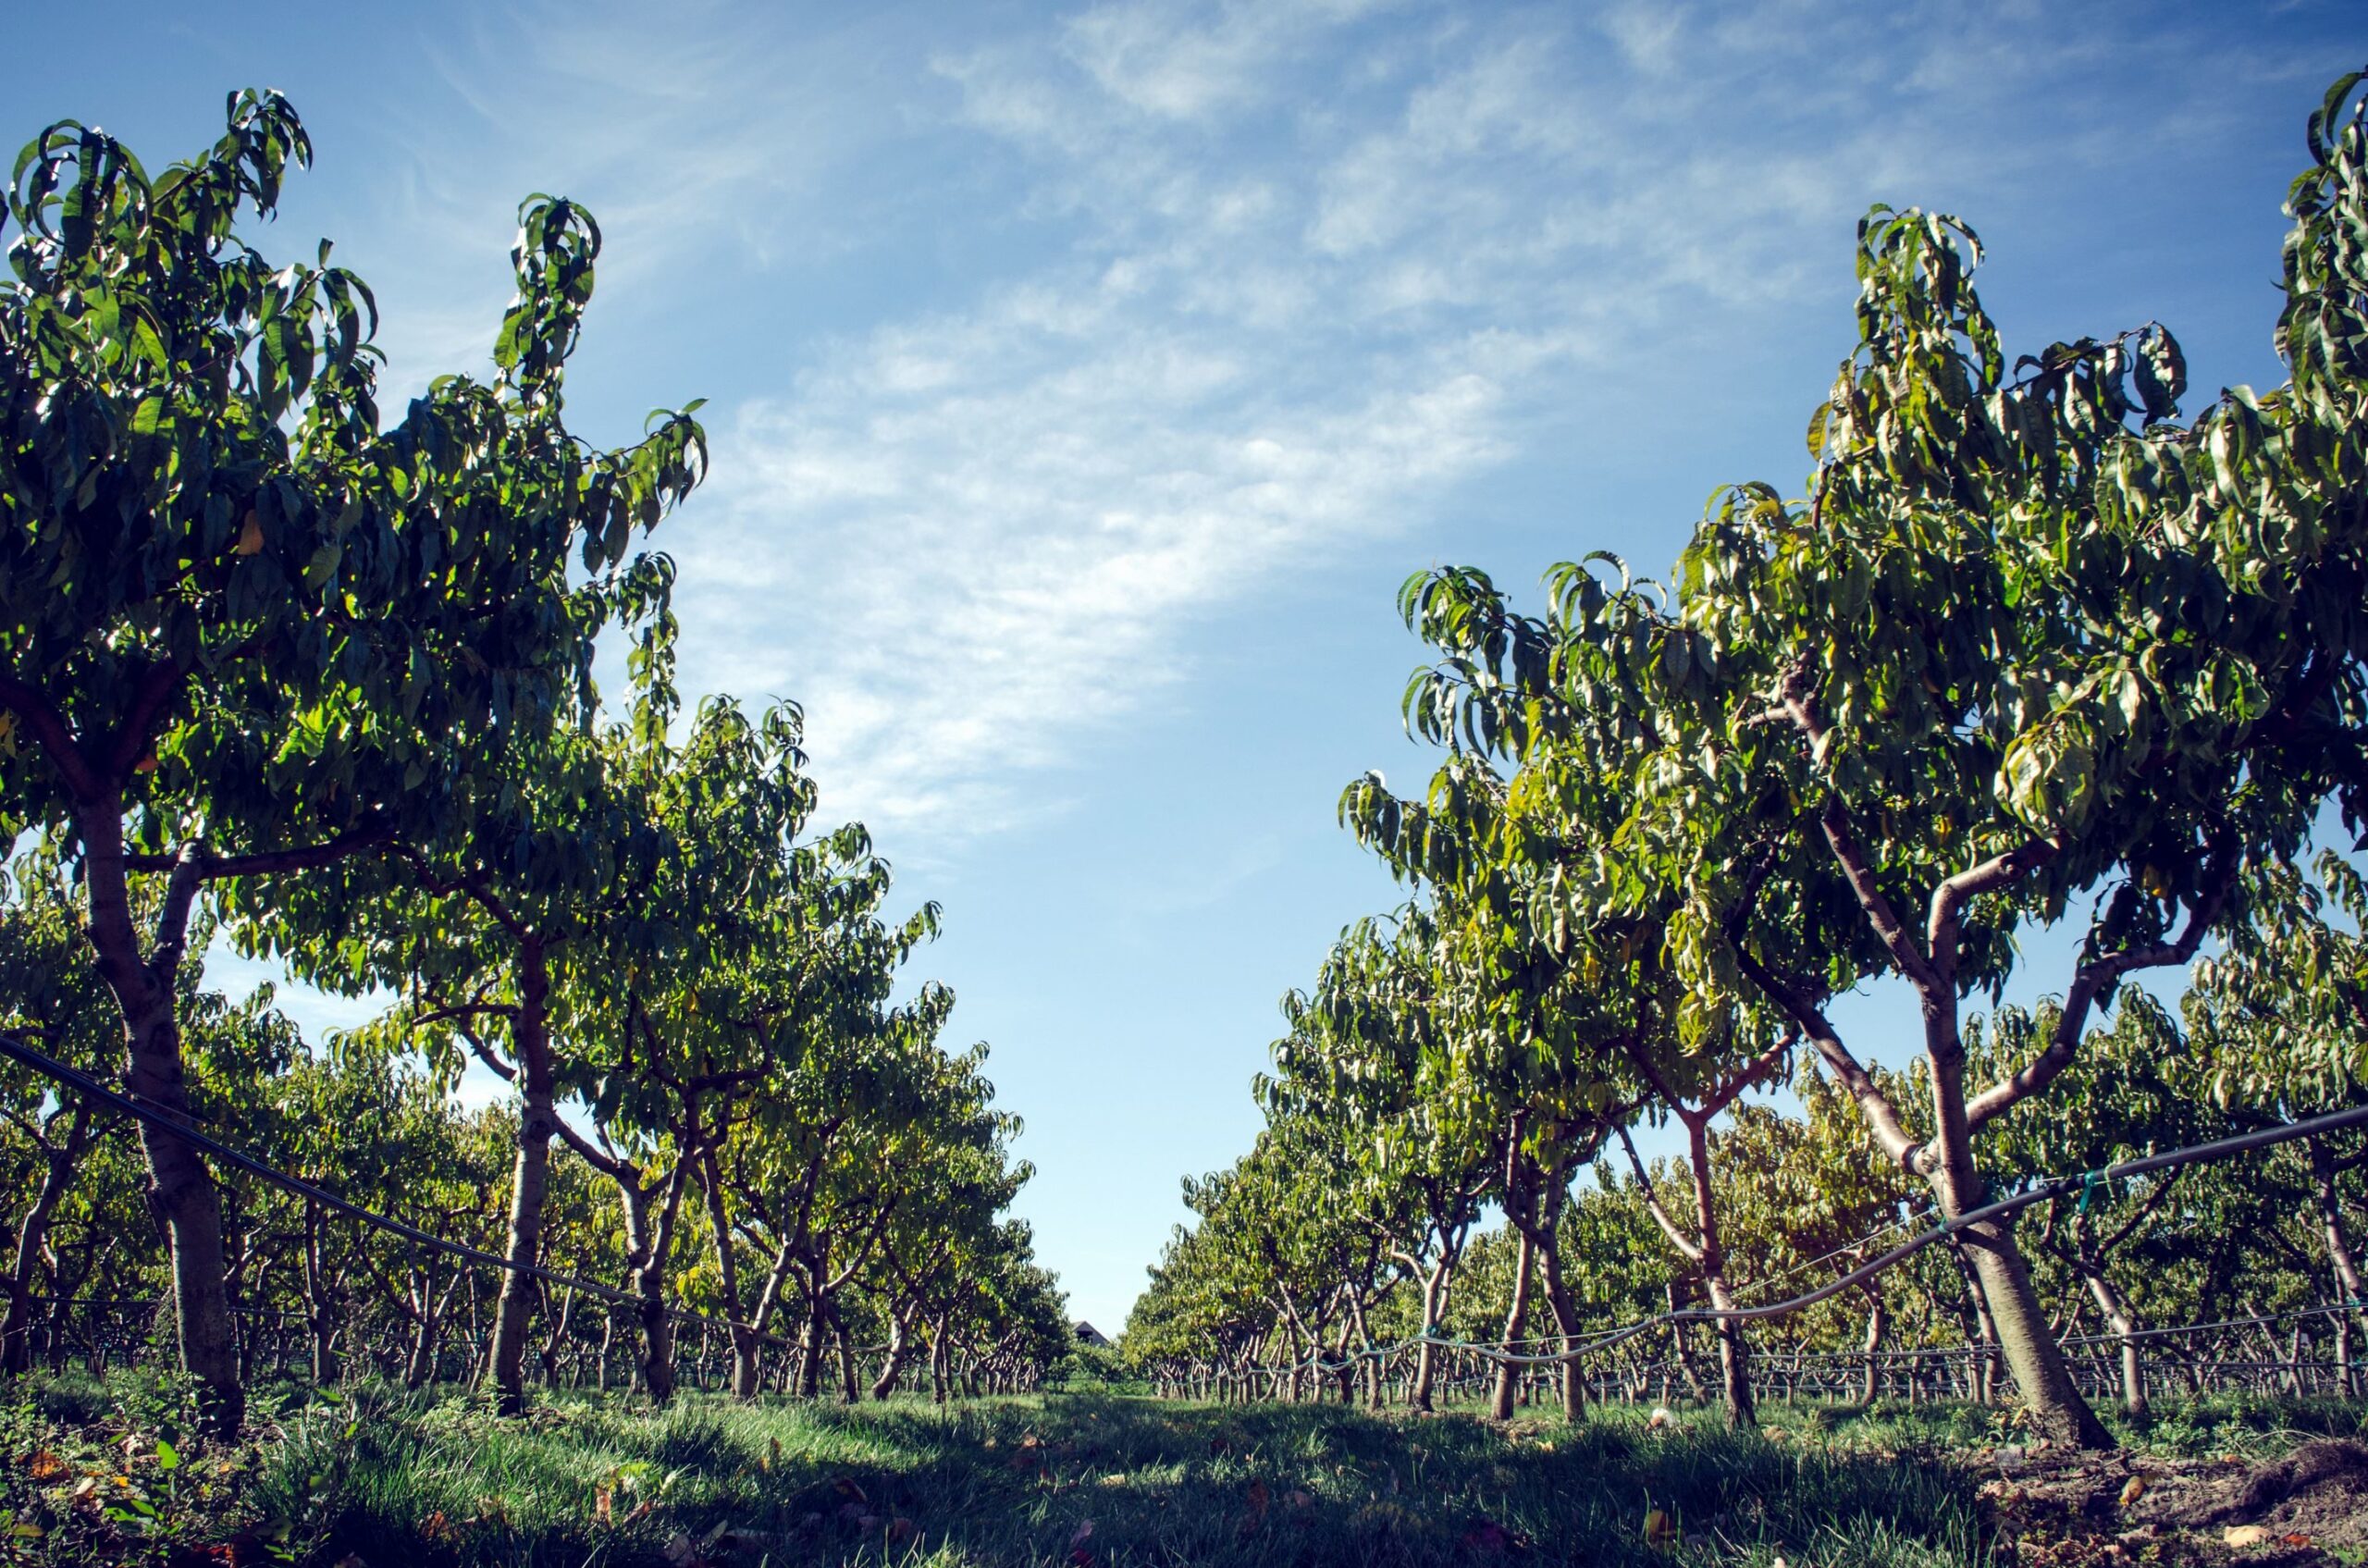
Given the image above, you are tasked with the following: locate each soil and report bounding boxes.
[1973,1438,2368,1566]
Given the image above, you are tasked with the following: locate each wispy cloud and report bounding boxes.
[362,0,2343,855]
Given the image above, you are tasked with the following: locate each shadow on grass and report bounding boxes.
[280,1391,1984,1568]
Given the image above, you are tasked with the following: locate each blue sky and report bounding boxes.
[34,0,2362,1334]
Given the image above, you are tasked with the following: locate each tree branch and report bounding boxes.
[1965,841,2237,1133]
[1819,798,1942,993]
[0,673,101,800]
[1927,833,2063,983]
[1615,1123,1706,1263]
[128,816,396,880]
[1732,945,1921,1167]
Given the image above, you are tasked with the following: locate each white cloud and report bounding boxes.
[357,0,2337,858]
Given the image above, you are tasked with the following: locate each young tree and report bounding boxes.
[1372,70,2368,1448]
[0,93,705,1430]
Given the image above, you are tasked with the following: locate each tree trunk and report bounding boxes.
[1856,1295,1887,1408]
[300,1198,339,1385]
[1922,1056,2112,1449]
[1491,1223,1536,1421]
[614,1162,689,1404]
[832,1302,859,1403]
[695,1140,762,1400]
[872,1300,919,1401]
[1410,1259,1450,1413]
[3,1105,92,1376]
[1946,1237,2000,1404]
[1534,1182,1586,1421]
[2309,1138,2365,1400]
[1679,1115,1754,1428]
[2078,1263,2146,1419]
[741,1239,798,1399]
[81,829,242,1437]
[487,944,555,1416]
[1347,1291,1383,1409]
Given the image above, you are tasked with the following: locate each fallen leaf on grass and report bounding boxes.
[2117,1475,2145,1508]
[2282,1536,2312,1549]
[27,1451,67,1482]
[1643,1508,1675,1545]
[2223,1525,2273,1549]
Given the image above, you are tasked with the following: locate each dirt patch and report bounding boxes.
[1976,1439,2368,1566]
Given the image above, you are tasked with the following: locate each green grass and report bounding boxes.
[5,1377,2359,1567]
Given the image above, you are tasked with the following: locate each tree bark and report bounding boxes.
[1407,1258,1453,1412]
[694,1140,761,1399]
[2308,1138,2365,1399]
[1491,1222,1536,1421]
[301,1197,338,1385]
[487,943,554,1416]
[1534,1181,1586,1421]
[2,1104,92,1376]
[1856,1295,1887,1409]
[81,822,242,1436]
[741,1238,798,1399]
[871,1299,919,1401]
[1679,1115,1754,1428]
[1922,1057,2113,1448]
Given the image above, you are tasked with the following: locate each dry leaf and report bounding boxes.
[2117,1475,2145,1508]
[887,1517,918,1544]
[27,1451,67,1482]
[594,1486,613,1526]
[1644,1506,1675,1544]
[1069,1520,1096,1549]
[234,511,265,556]
[2223,1525,2273,1549]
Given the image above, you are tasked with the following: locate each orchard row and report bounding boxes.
[1124,70,2368,1452]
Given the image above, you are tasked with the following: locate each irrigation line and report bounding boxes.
[1728,1210,1927,1304]
[1260,1101,2368,1377]
[0,1028,809,1355]
[2061,1303,2362,1348]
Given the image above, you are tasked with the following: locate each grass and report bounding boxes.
[3,1375,2359,1567]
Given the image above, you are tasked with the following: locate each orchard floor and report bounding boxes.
[4,1378,2365,1568]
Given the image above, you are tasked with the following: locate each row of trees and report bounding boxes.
[1126,959,2367,1421]
[0,94,1064,1432]
[1124,68,2368,1451]
[0,855,1067,1402]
